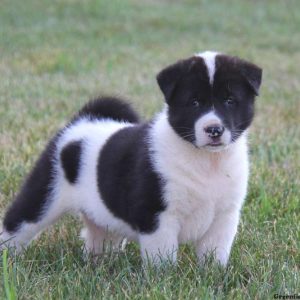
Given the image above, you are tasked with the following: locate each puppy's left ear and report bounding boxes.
[241,62,263,96]
[156,60,186,104]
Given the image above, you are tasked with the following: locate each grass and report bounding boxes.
[0,0,299,298]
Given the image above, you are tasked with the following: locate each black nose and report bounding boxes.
[204,125,225,138]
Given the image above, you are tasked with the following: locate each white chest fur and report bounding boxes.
[149,111,249,243]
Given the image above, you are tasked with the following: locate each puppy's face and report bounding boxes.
[157,52,262,151]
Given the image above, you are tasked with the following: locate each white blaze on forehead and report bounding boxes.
[195,51,218,85]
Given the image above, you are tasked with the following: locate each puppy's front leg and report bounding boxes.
[196,210,240,267]
[139,216,179,265]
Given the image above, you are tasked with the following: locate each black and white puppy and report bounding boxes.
[0,51,262,266]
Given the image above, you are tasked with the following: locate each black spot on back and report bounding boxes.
[60,140,82,184]
[97,124,165,233]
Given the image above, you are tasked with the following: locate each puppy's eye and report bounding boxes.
[225,97,235,106]
[192,100,200,107]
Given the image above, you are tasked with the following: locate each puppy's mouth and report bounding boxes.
[203,139,229,152]
[206,137,225,147]
[207,141,223,147]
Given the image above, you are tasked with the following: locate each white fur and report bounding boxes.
[1,111,249,266]
[146,110,249,265]
[195,51,218,85]
[139,214,179,264]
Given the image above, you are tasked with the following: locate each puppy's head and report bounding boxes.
[157,51,262,151]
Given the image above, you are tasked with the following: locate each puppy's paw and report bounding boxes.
[0,230,14,251]
[197,248,229,267]
[0,229,25,253]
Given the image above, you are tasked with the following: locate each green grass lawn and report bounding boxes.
[0,0,299,298]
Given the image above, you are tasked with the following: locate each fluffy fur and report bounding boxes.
[0,52,262,266]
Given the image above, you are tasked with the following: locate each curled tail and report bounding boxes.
[73,96,140,123]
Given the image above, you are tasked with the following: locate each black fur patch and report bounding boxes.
[3,137,58,233]
[214,55,262,141]
[73,96,140,123]
[60,140,82,184]
[97,125,165,233]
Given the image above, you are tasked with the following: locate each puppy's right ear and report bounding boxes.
[156,60,186,104]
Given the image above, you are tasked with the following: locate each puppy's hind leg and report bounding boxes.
[1,138,71,252]
[80,214,107,257]
[80,214,125,258]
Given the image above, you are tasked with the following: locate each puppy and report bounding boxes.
[0,51,262,266]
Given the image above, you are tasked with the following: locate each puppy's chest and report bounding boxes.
[162,159,245,242]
